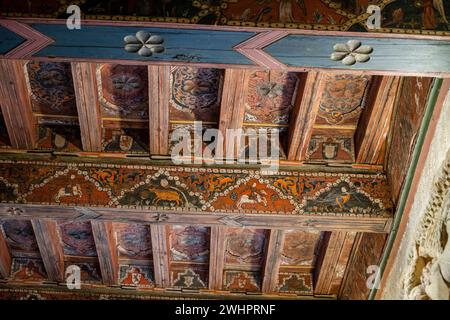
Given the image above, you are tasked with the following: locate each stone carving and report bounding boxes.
[403,151,450,300]
[331,40,373,65]
[124,31,165,57]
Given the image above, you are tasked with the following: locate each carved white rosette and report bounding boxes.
[403,151,450,300]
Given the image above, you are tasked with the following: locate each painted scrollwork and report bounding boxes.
[403,151,450,300]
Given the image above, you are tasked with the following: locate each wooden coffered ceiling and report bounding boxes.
[0,10,445,300]
[0,57,436,300]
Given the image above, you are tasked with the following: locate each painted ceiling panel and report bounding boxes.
[0,220,39,254]
[244,70,299,125]
[169,66,223,123]
[281,230,323,266]
[58,221,97,257]
[169,225,210,264]
[26,61,77,117]
[115,223,152,260]
[224,228,267,266]
[315,74,371,127]
[97,64,149,119]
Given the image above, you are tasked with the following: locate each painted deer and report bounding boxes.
[147,187,182,206]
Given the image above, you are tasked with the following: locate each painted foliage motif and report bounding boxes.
[169,226,210,263]
[244,71,298,125]
[115,223,152,260]
[170,66,223,122]
[26,61,77,116]
[58,221,97,257]
[171,267,208,289]
[278,273,313,294]
[98,64,149,119]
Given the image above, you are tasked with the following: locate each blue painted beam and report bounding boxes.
[0,25,24,55]
[30,24,257,65]
[265,35,450,74]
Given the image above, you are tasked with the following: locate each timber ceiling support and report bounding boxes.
[148,65,170,156]
[219,69,251,159]
[355,76,402,165]
[287,71,325,161]
[0,59,36,149]
[208,226,226,291]
[0,226,12,278]
[71,62,103,152]
[150,224,170,288]
[261,229,284,293]
[91,221,119,286]
[31,219,65,283]
[315,231,357,296]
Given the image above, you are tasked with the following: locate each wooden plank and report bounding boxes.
[339,233,387,300]
[314,231,357,295]
[0,59,36,149]
[387,77,434,202]
[71,62,103,152]
[261,230,285,293]
[219,69,251,159]
[355,76,401,164]
[0,204,393,233]
[91,221,119,286]
[150,224,170,288]
[208,226,226,291]
[31,219,65,283]
[148,65,170,156]
[287,71,325,161]
[0,225,12,278]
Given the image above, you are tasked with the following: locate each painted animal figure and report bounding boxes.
[55,184,83,203]
[336,187,351,209]
[148,187,182,206]
[208,176,233,192]
[237,192,267,210]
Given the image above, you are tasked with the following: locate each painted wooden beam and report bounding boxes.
[91,221,119,286]
[31,219,65,283]
[0,59,36,149]
[314,231,356,296]
[355,76,401,165]
[219,69,251,159]
[208,226,225,291]
[339,233,387,299]
[0,20,449,75]
[150,224,170,288]
[261,230,284,293]
[0,226,12,278]
[287,71,325,161]
[0,20,54,59]
[71,62,103,152]
[0,204,392,233]
[148,65,170,156]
